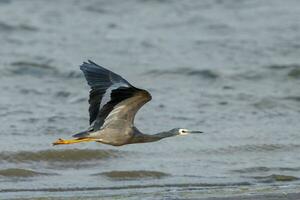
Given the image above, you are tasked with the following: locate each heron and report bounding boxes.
[53,60,202,146]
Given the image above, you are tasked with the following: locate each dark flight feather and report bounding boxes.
[80,60,131,125]
[77,60,151,137]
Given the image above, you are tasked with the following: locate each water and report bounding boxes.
[0,0,300,199]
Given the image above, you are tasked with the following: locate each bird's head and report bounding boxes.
[170,128,203,136]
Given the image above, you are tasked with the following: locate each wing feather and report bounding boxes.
[79,60,151,132]
[80,60,131,125]
[101,90,151,129]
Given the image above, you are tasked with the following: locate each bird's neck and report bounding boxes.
[131,131,176,144]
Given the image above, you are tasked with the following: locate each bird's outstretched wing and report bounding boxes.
[79,60,151,132]
[100,89,151,130]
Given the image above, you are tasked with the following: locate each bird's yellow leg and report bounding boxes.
[52,138,95,146]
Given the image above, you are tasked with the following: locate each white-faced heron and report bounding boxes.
[53,60,202,146]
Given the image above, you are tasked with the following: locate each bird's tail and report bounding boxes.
[72,130,90,138]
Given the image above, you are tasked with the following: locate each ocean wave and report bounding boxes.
[265,64,300,79]
[6,60,84,79]
[145,68,219,79]
[54,91,71,98]
[0,110,33,117]
[252,174,299,183]
[95,170,170,180]
[229,64,300,81]
[231,70,265,81]
[0,168,55,177]
[0,182,252,193]
[9,61,58,77]
[0,21,38,33]
[232,166,300,174]
[284,96,300,102]
[288,68,300,79]
[0,0,10,5]
[208,143,300,155]
[252,96,300,110]
[252,98,280,110]
[0,149,122,163]
[265,64,300,70]
[64,70,83,78]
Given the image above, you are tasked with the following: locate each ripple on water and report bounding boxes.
[94,170,170,180]
[228,64,300,82]
[232,70,265,81]
[288,68,300,79]
[7,60,85,80]
[252,98,280,110]
[284,96,300,102]
[0,21,38,33]
[145,68,219,79]
[9,61,58,77]
[0,149,122,163]
[0,168,56,178]
[265,64,300,70]
[265,64,300,79]
[252,174,299,183]
[209,144,300,155]
[232,166,300,174]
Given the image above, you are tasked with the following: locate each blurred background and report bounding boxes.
[0,0,300,199]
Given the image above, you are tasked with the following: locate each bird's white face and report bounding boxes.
[178,129,189,135]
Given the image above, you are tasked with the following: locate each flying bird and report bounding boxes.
[53,61,202,146]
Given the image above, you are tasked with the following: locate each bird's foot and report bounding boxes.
[53,138,69,145]
[52,138,93,146]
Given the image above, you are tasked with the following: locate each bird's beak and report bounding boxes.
[188,130,203,134]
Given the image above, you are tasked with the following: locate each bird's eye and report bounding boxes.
[179,129,188,135]
[179,129,187,134]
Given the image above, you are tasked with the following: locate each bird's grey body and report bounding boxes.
[53,60,202,146]
[92,128,181,146]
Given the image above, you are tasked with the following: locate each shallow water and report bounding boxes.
[1,0,300,199]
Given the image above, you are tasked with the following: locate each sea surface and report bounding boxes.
[0,0,300,199]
